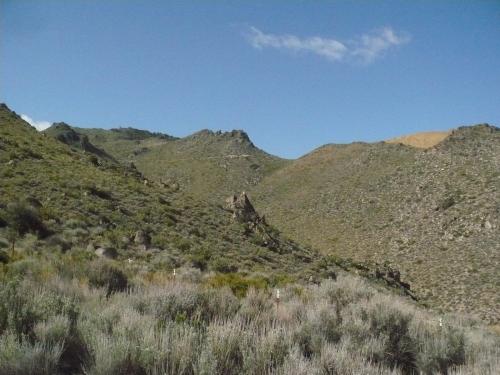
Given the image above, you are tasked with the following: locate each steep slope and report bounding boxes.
[44,122,116,162]
[79,127,290,201]
[75,126,177,161]
[0,103,316,278]
[252,125,500,323]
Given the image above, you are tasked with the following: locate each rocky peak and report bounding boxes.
[0,103,24,124]
[434,123,499,152]
[110,127,175,141]
[189,129,254,147]
[49,123,81,143]
[44,123,116,162]
[51,122,73,130]
[227,130,252,144]
[444,123,498,142]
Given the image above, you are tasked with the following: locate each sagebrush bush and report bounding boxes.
[0,255,498,375]
[0,331,63,375]
[88,261,128,296]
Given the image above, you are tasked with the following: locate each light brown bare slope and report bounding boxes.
[386,130,452,148]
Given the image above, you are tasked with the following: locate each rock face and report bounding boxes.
[225,192,280,251]
[225,192,260,224]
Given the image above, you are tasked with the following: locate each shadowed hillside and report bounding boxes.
[44,122,116,162]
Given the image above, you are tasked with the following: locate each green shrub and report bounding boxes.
[88,261,128,296]
[152,284,238,324]
[210,257,238,273]
[189,247,211,271]
[207,273,268,298]
[1,201,49,251]
[0,250,9,264]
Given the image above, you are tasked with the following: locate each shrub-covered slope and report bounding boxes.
[0,103,316,278]
[77,126,290,201]
[253,125,500,323]
[41,111,499,323]
[1,103,499,373]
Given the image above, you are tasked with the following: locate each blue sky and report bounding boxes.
[1,1,499,158]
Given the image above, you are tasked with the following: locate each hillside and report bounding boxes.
[41,117,500,323]
[386,130,452,148]
[253,125,500,323]
[43,122,116,162]
[21,105,419,296]
[0,103,318,279]
[77,126,289,201]
[1,104,499,373]
[5,103,500,325]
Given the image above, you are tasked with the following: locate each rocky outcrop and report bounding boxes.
[374,264,415,300]
[225,192,261,224]
[225,192,280,251]
[134,230,151,250]
[44,123,116,162]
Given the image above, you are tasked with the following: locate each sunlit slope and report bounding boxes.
[79,127,290,202]
[386,130,452,148]
[252,125,500,322]
[0,103,316,276]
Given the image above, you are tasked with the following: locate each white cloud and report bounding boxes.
[350,27,411,64]
[246,26,410,64]
[21,114,52,131]
[247,26,347,62]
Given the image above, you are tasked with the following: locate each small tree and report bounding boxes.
[3,201,46,255]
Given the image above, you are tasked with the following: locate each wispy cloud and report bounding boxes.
[245,26,410,64]
[247,26,347,62]
[350,27,411,63]
[21,114,52,131]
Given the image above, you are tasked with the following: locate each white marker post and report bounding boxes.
[276,288,280,315]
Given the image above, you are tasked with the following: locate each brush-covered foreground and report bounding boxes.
[0,253,498,375]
